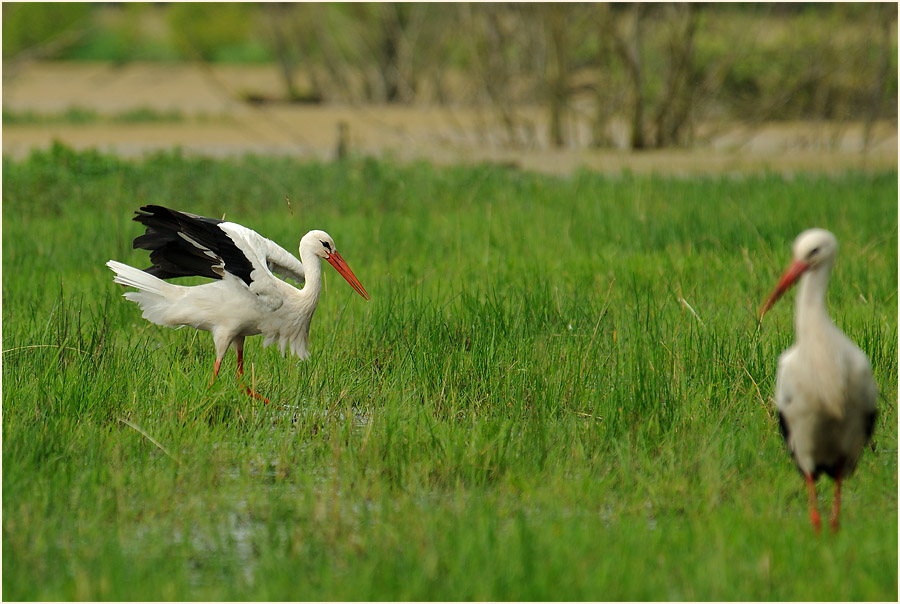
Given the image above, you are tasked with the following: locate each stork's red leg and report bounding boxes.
[830,476,842,533]
[243,386,270,404]
[236,347,269,403]
[805,473,821,534]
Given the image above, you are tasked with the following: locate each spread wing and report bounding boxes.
[132,204,305,286]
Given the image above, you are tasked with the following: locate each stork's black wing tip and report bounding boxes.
[134,204,166,224]
[127,204,252,285]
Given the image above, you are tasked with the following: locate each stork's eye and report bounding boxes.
[808,246,820,259]
[320,240,332,252]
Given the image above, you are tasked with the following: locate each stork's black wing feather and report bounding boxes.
[777,410,806,474]
[864,408,877,441]
[133,205,255,286]
[778,411,790,444]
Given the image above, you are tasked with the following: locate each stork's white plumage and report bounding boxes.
[107,205,369,401]
[760,228,877,533]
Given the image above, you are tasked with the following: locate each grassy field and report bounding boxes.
[2,145,897,600]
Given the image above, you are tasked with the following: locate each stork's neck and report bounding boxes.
[299,252,324,304]
[794,262,834,344]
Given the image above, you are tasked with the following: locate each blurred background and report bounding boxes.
[2,2,897,173]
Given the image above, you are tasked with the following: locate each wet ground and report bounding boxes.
[3,62,897,175]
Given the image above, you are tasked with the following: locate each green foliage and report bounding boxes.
[1,2,92,59]
[696,5,898,120]
[167,3,257,62]
[2,148,897,600]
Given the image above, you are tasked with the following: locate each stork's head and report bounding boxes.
[760,228,838,317]
[300,230,370,300]
[301,229,338,260]
[791,228,838,270]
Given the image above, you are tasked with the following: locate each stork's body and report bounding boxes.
[761,228,877,532]
[107,205,369,398]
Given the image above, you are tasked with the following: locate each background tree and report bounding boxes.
[543,3,570,148]
[2,2,895,150]
[610,3,647,149]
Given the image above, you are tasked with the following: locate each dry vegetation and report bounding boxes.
[2,3,897,172]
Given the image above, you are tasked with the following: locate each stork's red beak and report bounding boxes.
[326,251,370,300]
[760,259,809,318]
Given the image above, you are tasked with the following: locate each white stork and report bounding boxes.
[760,228,877,533]
[107,205,370,400]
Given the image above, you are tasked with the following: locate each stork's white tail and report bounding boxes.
[106,260,167,295]
[106,260,185,328]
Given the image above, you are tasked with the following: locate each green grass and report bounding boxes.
[3,107,188,125]
[3,144,897,600]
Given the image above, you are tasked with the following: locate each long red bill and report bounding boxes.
[760,259,809,318]
[326,251,370,300]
